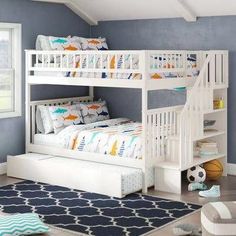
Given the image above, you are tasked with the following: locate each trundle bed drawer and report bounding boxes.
[7,153,143,198]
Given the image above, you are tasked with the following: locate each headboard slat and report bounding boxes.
[29,96,93,141]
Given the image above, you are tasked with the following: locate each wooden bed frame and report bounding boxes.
[8,49,228,196]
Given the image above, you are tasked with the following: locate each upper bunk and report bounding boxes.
[25,50,220,90]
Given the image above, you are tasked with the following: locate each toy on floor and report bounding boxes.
[187,165,206,183]
[173,223,202,236]
[188,182,207,191]
[203,159,223,180]
[199,185,221,198]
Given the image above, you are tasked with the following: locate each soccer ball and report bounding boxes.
[187,165,206,183]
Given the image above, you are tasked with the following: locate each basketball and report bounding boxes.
[203,160,223,180]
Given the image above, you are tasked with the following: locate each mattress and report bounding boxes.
[34,70,142,80]
[34,133,61,147]
[34,71,65,77]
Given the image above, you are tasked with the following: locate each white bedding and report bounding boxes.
[34,71,65,77]
[34,133,61,147]
[35,118,133,147]
[34,118,133,148]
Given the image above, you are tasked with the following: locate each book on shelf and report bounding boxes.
[195,140,219,157]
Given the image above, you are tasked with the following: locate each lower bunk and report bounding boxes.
[20,97,163,197]
[7,153,154,198]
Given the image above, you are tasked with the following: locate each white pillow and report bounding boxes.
[36,35,55,62]
[35,35,52,51]
[48,104,84,134]
[37,105,54,134]
[36,108,45,133]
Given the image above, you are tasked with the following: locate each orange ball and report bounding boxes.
[203,160,223,181]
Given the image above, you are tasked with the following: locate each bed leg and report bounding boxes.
[25,144,29,154]
[142,186,148,194]
[142,173,148,194]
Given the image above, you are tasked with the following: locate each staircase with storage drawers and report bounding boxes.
[154,52,228,193]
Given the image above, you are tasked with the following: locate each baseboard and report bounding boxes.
[0,162,7,175]
[227,163,236,175]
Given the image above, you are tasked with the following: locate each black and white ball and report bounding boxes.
[187,165,206,183]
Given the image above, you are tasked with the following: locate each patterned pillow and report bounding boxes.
[80,100,110,124]
[37,103,71,134]
[0,213,49,235]
[48,105,84,134]
[49,36,81,51]
[78,37,108,50]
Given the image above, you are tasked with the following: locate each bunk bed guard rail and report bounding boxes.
[26,50,202,81]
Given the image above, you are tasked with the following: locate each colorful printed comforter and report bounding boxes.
[57,118,142,159]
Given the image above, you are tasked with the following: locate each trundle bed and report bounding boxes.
[7,40,228,197]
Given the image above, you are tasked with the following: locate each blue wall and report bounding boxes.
[91,17,235,163]
[0,0,90,163]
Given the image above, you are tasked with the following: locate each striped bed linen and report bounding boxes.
[201,202,236,236]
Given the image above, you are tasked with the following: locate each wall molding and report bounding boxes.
[0,162,7,175]
[228,163,236,175]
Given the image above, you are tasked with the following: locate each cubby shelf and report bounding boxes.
[204,108,226,114]
[193,130,225,141]
[192,153,226,168]
[155,153,226,171]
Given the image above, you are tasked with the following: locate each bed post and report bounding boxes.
[142,51,149,193]
[89,86,94,101]
[25,50,31,153]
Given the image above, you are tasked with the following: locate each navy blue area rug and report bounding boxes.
[0,181,201,236]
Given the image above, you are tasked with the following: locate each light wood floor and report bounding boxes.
[1,175,236,236]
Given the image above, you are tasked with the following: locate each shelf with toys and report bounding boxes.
[155,85,228,194]
[185,87,227,196]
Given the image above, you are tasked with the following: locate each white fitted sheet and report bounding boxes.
[34,133,61,147]
[34,71,65,77]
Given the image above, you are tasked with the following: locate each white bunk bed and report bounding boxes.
[7,49,228,197]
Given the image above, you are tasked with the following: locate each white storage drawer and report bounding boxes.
[7,153,143,198]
